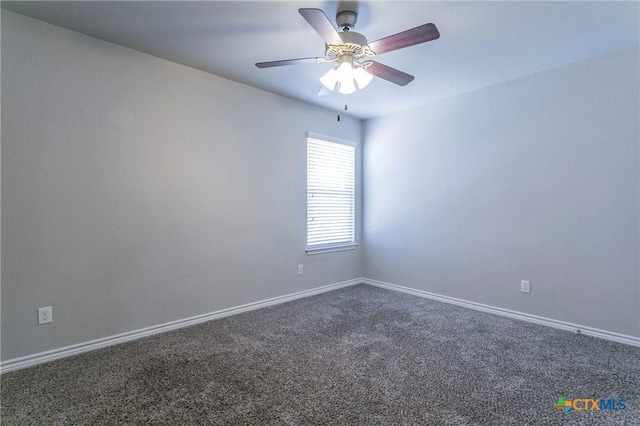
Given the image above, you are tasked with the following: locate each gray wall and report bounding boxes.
[363,47,640,337]
[1,11,362,361]
[3,8,639,363]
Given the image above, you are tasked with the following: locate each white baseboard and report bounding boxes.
[0,278,362,374]
[363,278,640,348]
[4,277,638,373]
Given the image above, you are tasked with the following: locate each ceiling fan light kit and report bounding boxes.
[256,8,439,99]
[320,56,374,94]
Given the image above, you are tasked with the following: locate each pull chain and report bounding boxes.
[338,94,348,121]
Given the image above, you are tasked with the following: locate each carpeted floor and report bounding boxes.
[1,284,639,425]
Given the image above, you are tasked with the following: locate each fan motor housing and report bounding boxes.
[339,31,367,46]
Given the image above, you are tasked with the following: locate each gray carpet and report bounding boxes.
[1,284,639,425]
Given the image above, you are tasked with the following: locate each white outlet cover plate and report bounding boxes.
[38,306,52,324]
[521,280,530,293]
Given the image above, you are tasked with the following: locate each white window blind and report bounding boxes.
[307,136,356,251]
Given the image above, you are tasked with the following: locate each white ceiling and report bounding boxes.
[2,1,639,119]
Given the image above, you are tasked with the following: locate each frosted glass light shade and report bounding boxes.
[336,61,354,81]
[320,68,338,91]
[354,67,373,89]
[338,78,356,94]
[336,62,356,94]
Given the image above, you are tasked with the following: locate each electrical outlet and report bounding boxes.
[298,264,304,275]
[520,280,530,294]
[38,306,52,324]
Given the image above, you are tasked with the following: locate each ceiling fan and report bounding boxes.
[255,8,440,95]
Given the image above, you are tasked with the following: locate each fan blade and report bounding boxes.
[368,23,439,55]
[299,8,344,46]
[317,85,332,96]
[256,57,322,68]
[366,62,415,86]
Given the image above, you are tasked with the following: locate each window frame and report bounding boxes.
[306,132,358,255]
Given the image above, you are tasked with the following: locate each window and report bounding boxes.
[306,133,356,254]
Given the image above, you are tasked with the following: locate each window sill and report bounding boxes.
[306,244,358,255]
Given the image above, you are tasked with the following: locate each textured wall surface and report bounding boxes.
[3,9,639,363]
[363,47,640,337]
[1,11,362,361]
